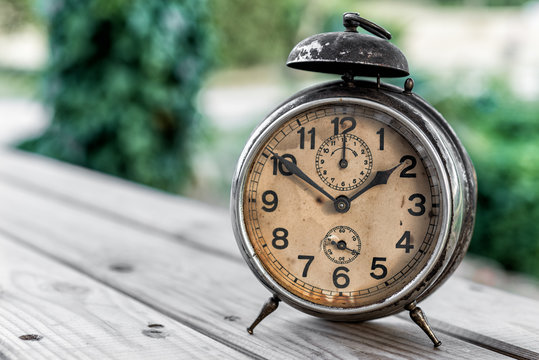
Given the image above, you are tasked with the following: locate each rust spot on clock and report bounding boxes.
[316,197,323,204]
[400,196,405,208]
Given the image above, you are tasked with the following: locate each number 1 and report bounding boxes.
[376,128,384,150]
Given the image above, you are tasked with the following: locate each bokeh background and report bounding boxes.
[1,0,538,294]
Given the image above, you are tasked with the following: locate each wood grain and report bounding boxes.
[1,150,537,355]
[0,234,248,360]
[0,149,238,260]
[420,278,539,356]
[0,172,510,359]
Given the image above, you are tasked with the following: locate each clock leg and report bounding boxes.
[247,295,281,334]
[405,301,442,347]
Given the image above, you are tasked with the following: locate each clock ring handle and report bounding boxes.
[343,12,392,40]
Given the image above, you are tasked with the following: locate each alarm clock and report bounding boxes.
[231,12,476,347]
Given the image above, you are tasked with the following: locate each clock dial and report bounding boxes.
[315,134,373,191]
[242,102,443,308]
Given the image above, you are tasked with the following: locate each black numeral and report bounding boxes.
[408,193,426,216]
[370,257,388,280]
[331,116,356,135]
[271,154,297,176]
[399,155,417,178]
[298,255,314,277]
[332,266,350,288]
[376,128,384,150]
[297,127,315,149]
[396,231,414,253]
[271,228,289,249]
[261,190,278,212]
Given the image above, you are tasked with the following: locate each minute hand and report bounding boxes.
[270,151,335,202]
[349,162,403,202]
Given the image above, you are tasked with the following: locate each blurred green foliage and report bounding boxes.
[0,68,40,97]
[19,0,211,192]
[0,0,37,32]
[431,0,531,6]
[208,0,306,67]
[430,80,539,277]
[207,0,403,68]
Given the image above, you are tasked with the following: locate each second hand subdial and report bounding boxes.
[322,225,361,264]
[316,134,373,192]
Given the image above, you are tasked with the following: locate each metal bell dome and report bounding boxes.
[287,13,409,78]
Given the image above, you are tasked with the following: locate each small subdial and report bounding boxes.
[315,134,373,191]
[322,226,361,264]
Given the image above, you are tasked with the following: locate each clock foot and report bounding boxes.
[247,295,281,335]
[405,301,442,347]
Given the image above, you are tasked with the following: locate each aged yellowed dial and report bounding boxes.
[242,102,442,308]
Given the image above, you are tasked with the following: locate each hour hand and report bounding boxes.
[268,150,335,202]
[349,161,403,202]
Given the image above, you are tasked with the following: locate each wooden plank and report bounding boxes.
[420,279,539,359]
[1,149,538,352]
[0,149,237,260]
[0,177,508,358]
[0,233,248,360]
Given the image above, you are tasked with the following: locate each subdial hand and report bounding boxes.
[348,161,404,203]
[269,150,335,202]
[339,135,348,169]
[330,240,359,255]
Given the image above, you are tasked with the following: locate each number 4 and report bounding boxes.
[396,231,414,253]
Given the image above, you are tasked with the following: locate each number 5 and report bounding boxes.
[370,257,388,280]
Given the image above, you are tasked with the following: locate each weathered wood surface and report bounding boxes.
[0,234,247,360]
[0,148,537,359]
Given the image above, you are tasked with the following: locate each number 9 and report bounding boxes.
[262,190,278,212]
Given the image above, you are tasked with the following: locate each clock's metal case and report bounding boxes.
[231,80,476,320]
[230,12,477,346]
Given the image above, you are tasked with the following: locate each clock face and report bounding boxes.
[241,100,444,308]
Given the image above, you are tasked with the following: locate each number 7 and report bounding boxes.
[298,255,314,277]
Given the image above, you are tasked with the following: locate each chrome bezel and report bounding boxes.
[231,81,473,320]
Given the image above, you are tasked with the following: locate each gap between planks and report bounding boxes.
[0,180,507,359]
[0,232,251,360]
[0,170,241,265]
[0,149,241,263]
[0,227,265,360]
[0,150,537,358]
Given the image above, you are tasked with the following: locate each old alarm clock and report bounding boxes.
[231,12,476,347]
